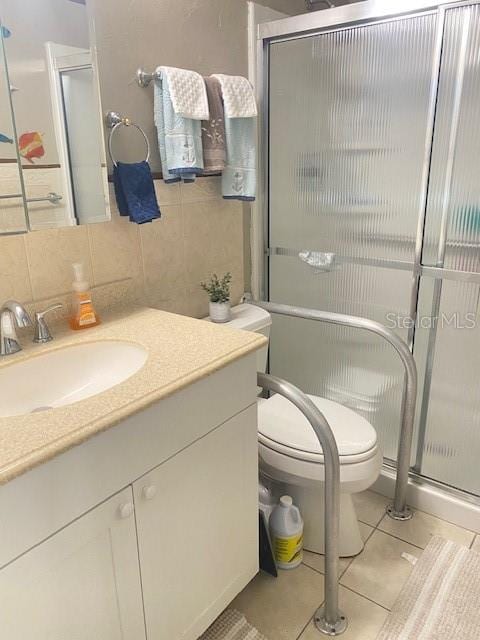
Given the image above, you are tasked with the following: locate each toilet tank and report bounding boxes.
[205,303,271,374]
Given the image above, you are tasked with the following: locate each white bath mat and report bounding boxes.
[376,535,480,639]
[200,609,269,640]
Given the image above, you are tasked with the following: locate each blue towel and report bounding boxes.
[154,75,204,183]
[113,161,161,224]
[222,116,256,201]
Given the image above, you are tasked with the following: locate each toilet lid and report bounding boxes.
[258,393,378,461]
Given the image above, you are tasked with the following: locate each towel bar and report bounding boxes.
[136,68,161,88]
[105,111,150,167]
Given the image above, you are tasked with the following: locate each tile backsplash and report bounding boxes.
[0,176,246,320]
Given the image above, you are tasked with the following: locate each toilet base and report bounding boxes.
[265,479,364,557]
[291,486,363,556]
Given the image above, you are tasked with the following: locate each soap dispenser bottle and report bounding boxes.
[69,262,100,330]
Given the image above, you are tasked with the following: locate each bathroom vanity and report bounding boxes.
[0,308,266,640]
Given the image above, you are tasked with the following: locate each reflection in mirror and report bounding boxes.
[0,19,28,234]
[0,0,110,232]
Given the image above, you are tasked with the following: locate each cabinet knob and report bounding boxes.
[118,502,135,519]
[142,485,157,501]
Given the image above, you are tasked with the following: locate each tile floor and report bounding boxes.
[230,490,478,640]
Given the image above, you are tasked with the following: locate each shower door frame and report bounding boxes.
[255,0,480,507]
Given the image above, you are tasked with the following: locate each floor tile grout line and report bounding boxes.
[295,614,316,640]
[302,524,378,579]
[339,583,392,613]
[374,503,476,540]
[341,524,377,574]
[293,564,325,640]
[374,510,389,529]
[339,557,354,580]
[301,560,324,577]
[339,522,381,580]
[371,504,471,552]
[373,528,427,552]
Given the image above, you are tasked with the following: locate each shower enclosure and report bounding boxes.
[257,0,480,504]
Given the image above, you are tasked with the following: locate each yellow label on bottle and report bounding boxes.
[76,292,98,326]
[79,311,96,326]
[273,533,303,565]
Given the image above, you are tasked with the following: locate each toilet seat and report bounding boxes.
[257,390,383,556]
[257,393,378,466]
[258,433,379,465]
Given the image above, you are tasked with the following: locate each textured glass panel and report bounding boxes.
[269,254,409,460]
[268,15,438,463]
[415,279,480,496]
[269,13,438,263]
[423,5,480,273]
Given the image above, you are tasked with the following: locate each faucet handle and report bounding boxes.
[33,303,63,344]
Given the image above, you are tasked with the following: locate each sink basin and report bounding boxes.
[0,341,148,418]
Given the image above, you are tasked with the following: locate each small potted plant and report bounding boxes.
[201,272,232,323]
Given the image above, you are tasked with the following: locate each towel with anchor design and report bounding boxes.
[154,71,204,183]
[212,74,257,201]
[201,76,226,174]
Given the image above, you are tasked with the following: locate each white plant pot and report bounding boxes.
[209,301,231,323]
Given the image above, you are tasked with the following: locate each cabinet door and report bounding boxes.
[134,406,258,640]
[0,487,145,640]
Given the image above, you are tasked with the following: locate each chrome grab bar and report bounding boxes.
[257,372,347,636]
[253,300,417,521]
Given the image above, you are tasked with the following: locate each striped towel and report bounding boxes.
[376,536,480,639]
[200,609,269,640]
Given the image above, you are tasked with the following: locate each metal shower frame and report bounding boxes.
[254,0,480,514]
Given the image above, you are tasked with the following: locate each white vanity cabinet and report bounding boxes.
[134,406,258,640]
[0,353,259,640]
[0,487,145,640]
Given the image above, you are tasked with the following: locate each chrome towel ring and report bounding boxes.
[105,111,150,167]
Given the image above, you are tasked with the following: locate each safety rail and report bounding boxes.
[258,372,347,636]
[253,300,417,521]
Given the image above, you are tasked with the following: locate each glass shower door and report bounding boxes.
[268,13,440,460]
[413,4,480,496]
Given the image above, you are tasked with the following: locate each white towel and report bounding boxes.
[157,66,209,120]
[211,74,257,118]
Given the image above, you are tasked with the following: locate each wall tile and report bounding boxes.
[1,180,246,318]
[183,200,217,286]
[208,198,245,265]
[180,177,222,204]
[25,226,93,300]
[155,181,181,206]
[146,294,191,317]
[183,198,245,292]
[140,205,187,303]
[0,235,32,302]
[88,216,142,286]
[91,279,146,310]
[184,286,210,319]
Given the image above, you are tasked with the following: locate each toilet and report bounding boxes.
[207,303,383,557]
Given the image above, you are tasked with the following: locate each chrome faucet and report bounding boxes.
[0,300,32,356]
[33,303,63,344]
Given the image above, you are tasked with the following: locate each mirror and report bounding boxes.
[0,0,110,233]
[0,19,28,233]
